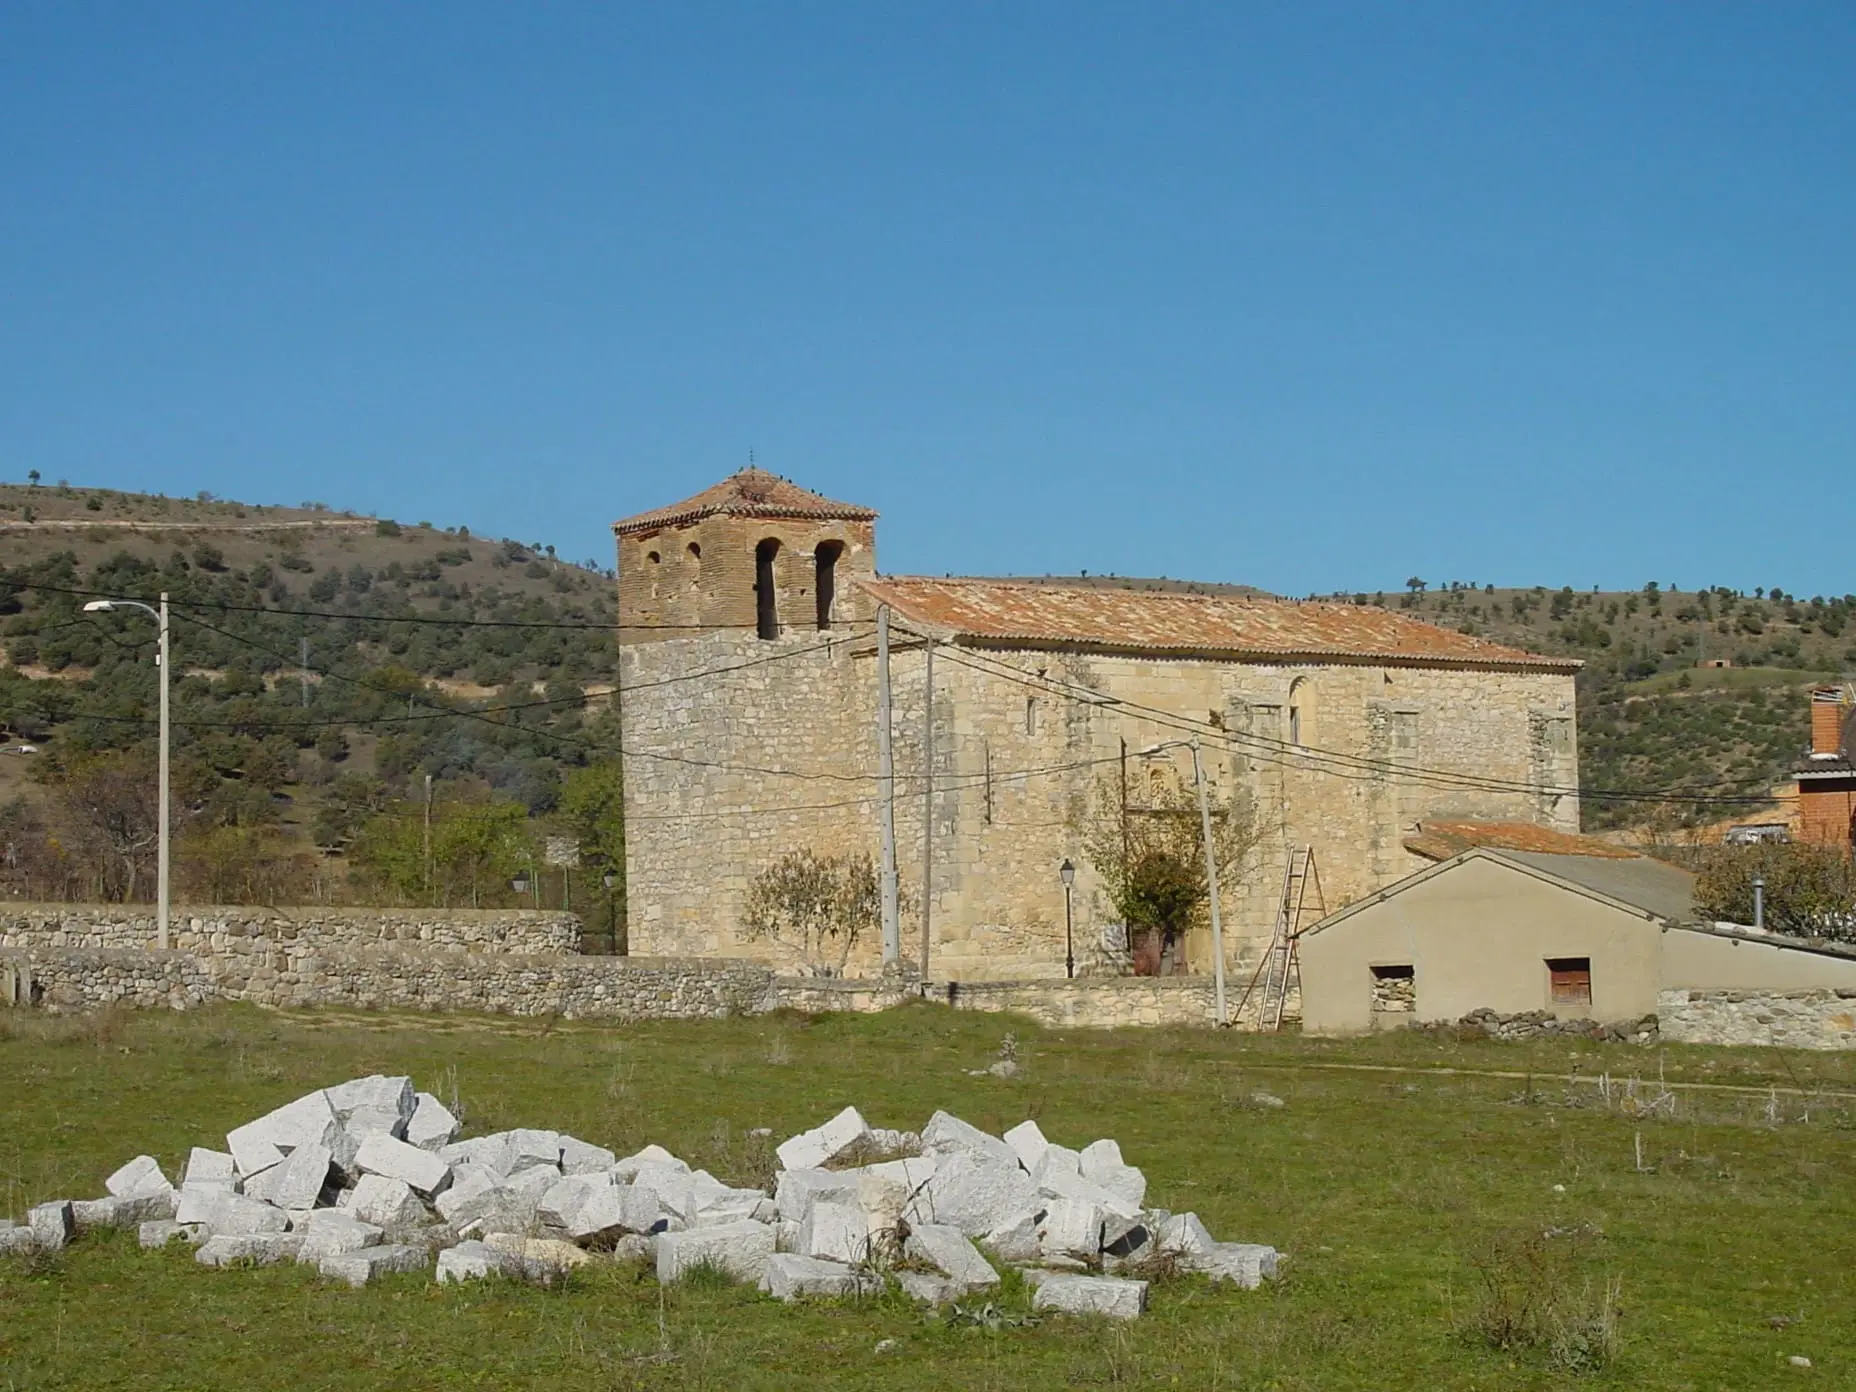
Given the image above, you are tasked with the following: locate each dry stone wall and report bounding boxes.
[1658,988,1856,1050]
[1,945,774,1020]
[0,905,580,957]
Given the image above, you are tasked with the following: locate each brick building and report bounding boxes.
[1796,686,1856,852]
[614,469,1583,982]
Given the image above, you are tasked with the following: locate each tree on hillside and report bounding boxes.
[558,760,626,949]
[39,751,169,901]
[350,794,534,907]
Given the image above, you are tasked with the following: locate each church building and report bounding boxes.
[615,469,1582,985]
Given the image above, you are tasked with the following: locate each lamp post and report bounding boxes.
[602,869,620,956]
[1059,858,1076,979]
[82,593,169,950]
[1753,874,1766,932]
[511,870,531,904]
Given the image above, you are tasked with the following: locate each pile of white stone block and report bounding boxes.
[0,1080,1278,1320]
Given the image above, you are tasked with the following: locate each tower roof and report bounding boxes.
[614,469,877,536]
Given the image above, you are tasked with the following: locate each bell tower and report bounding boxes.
[613,469,879,643]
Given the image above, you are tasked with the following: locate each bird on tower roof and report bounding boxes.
[614,469,877,535]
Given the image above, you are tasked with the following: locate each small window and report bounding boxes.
[1025,697,1040,735]
[754,538,780,640]
[1286,677,1307,747]
[646,550,660,564]
[1371,963,1415,1013]
[687,542,701,560]
[814,540,843,630]
[1546,957,1592,1008]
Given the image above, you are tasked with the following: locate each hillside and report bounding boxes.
[1335,581,1855,828]
[0,481,622,911]
[4,479,1850,910]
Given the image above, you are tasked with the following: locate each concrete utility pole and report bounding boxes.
[81,593,170,949]
[1190,738,1229,1026]
[920,638,934,980]
[876,605,900,965]
[157,593,170,952]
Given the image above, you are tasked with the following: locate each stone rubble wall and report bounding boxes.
[4,939,1268,1030]
[0,905,581,958]
[1658,988,1856,1050]
[0,945,774,1020]
[775,975,1282,1030]
[1409,1007,1659,1043]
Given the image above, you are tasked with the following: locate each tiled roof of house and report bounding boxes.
[860,577,1579,671]
[1404,820,1639,862]
[614,470,877,536]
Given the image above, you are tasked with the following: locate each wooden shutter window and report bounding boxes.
[1546,957,1592,1007]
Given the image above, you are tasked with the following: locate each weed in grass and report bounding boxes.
[1461,1224,1623,1373]
[948,1300,1039,1331]
[762,1029,794,1066]
[702,1120,776,1192]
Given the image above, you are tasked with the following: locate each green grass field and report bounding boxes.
[4,1003,1853,1389]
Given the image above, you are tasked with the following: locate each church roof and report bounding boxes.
[860,576,1579,671]
[614,470,877,536]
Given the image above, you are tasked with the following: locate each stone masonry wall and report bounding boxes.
[5,941,1262,1031]
[0,905,580,957]
[1658,987,1856,1050]
[621,628,1579,983]
[1,945,775,1020]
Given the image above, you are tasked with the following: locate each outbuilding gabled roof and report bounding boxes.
[1303,847,1701,938]
[614,470,877,536]
[860,577,1578,671]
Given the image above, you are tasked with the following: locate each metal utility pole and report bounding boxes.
[920,638,934,980]
[423,773,434,904]
[876,605,900,965]
[1190,738,1229,1026]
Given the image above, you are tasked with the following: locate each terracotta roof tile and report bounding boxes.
[615,469,876,535]
[860,577,1579,671]
[1404,821,1638,861]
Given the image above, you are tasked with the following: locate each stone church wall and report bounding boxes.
[619,627,1579,982]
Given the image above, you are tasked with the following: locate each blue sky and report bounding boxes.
[3,3,1852,596]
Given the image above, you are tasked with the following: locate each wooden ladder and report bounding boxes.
[1237,847,1324,1030]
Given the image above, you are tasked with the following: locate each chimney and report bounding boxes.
[1811,687,1847,756]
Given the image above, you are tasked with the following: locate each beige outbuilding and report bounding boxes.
[1297,847,1856,1039]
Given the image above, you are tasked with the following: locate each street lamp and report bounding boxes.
[602,869,620,956]
[1059,858,1076,979]
[83,593,170,950]
[510,870,531,898]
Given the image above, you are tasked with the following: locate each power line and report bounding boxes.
[920,632,1793,810]
[12,578,864,632]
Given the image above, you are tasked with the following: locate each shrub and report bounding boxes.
[741,849,879,976]
[1695,844,1856,939]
